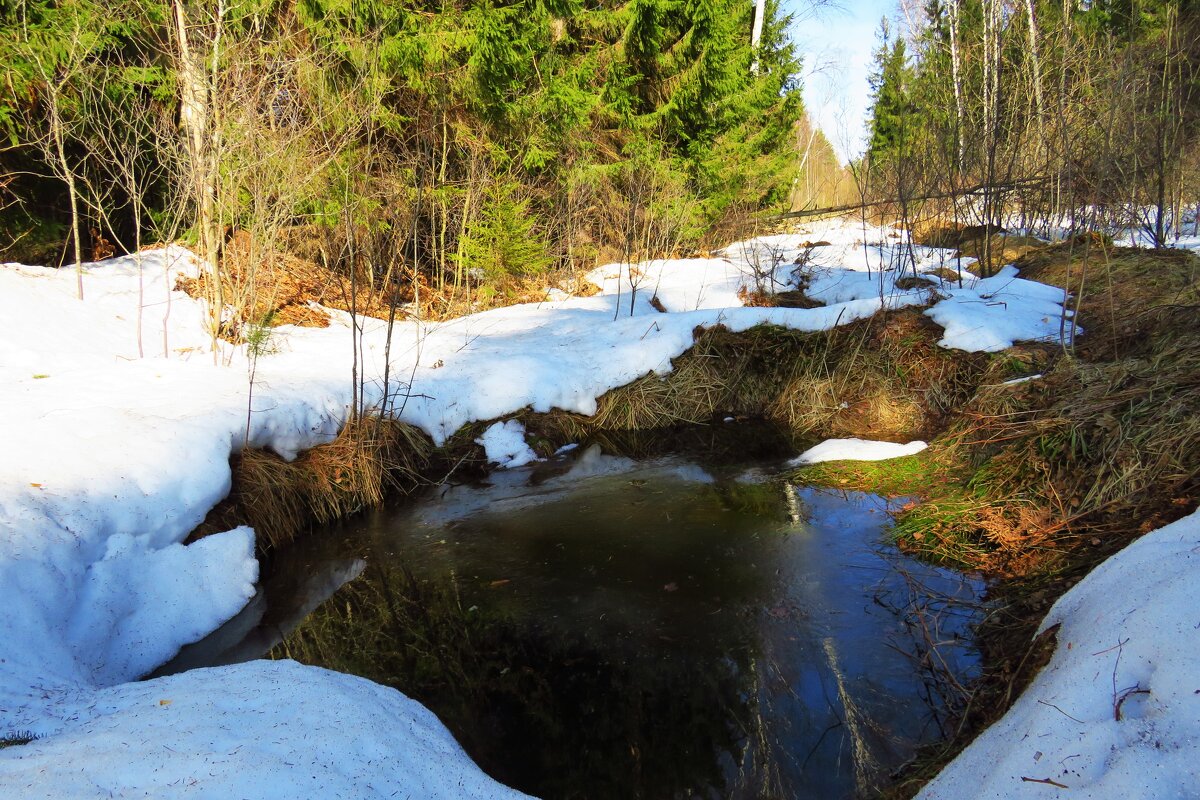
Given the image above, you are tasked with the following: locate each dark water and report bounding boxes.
[169,432,983,798]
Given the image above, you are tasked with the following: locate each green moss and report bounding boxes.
[786,450,948,498]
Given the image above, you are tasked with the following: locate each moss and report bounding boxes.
[787,451,944,497]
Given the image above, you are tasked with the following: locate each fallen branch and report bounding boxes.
[773,176,1053,221]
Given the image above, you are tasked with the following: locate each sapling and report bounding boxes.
[243,310,277,446]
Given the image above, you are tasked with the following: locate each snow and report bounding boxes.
[0,218,1097,796]
[476,419,540,468]
[918,508,1200,799]
[0,660,529,800]
[1114,225,1200,252]
[585,219,1077,353]
[925,265,1076,352]
[788,438,928,465]
[1000,373,1043,386]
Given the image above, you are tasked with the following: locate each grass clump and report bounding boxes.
[787,450,947,498]
[192,417,436,550]
[534,309,992,447]
[1,731,40,749]
[769,311,988,441]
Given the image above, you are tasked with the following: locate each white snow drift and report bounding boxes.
[789,438,928,465]
[918,508,1200,799]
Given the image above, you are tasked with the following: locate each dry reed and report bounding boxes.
[194,418,435,549]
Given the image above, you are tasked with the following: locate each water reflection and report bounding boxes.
[150,554,365,678]
[261,443,981,799]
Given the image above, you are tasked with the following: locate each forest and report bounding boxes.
[0,0,825,345]
[860,0,1199,251]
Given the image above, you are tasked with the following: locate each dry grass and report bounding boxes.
[531,314,988,448]
[914,221,1043,276]
[846,240,1200,798]
[192,418,436,549]
[177,226,611,335]
[770,311,988,441]
[534,326,796,439]
[962,247,1200,538]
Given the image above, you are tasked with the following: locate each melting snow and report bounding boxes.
[789,438,928,465]
[476,419,540,468]
[918,509,1200,799]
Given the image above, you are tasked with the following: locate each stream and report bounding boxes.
[162,426,983,799]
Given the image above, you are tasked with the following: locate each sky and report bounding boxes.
[788,0,905,164]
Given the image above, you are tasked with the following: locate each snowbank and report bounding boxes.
[587,220,1078,353]
[918,509,1200,799]
[0,660,529,799]
[0,219,1079,796]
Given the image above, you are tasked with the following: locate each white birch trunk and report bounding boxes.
[750,0,766,75]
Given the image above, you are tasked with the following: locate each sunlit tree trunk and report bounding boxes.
[1023,0,1046,155]
[171,0,223,356]
[947,0,965,173]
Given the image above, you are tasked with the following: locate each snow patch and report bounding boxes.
[0,660,530,800]
[476,420,540,468]
[918,509,1200,799]
[789,438,928,465]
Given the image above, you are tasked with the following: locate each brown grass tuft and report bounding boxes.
[771,310,989,441]
[192,418,435,550]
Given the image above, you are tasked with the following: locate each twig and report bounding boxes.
[1114,685,1150,721]
[1091,637,1129,656]
[1036,699,1084,724]
[1021,776,1070,789]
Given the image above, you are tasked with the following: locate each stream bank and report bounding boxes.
[247,432,984,799]
[197,237,1200,798]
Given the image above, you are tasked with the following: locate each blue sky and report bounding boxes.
[786,0,904,164]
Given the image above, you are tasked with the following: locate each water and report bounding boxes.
[235,438,982,799]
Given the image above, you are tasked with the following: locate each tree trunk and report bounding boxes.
[1023,0,1046,153]
[948,0,965,172]
[171,0,221,351]
[750,0,766,75]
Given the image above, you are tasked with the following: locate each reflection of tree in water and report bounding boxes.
[272,561,759,800]
[261,466,983,799]
[576,422,800,471]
